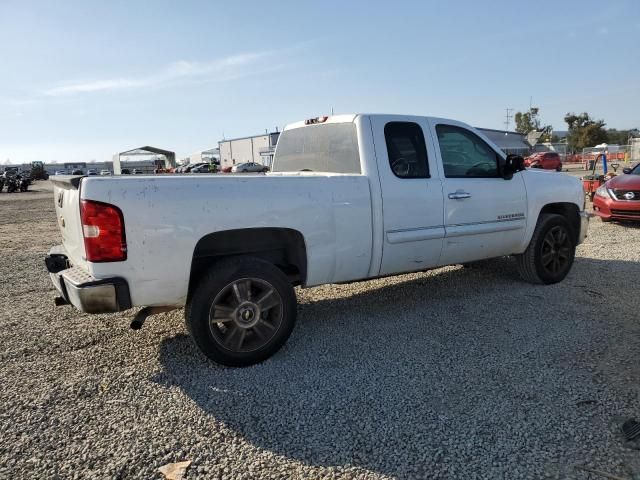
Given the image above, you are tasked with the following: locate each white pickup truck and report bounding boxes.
[46,114,589,366]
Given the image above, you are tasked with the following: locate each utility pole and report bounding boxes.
[504,108,514,132]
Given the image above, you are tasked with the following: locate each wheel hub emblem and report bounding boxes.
[237,304,259,326]
[624,191,635,200]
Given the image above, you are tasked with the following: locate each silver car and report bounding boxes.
[231,162,268,173]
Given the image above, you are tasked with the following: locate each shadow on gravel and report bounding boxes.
[154,256,640,478]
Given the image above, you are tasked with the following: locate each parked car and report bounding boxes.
[191,164,213,173]
[593,163,640,221]
[221,166,233,173]
[100,169,111,176]
[120,169,131,175]
[184,163,208,173]
[71,169,84,175]
[46,113,588,367]
[231,162,269,173]
[132,169,144,174]
[87,169,99,176]
[54,170,67,175]
[524,152,562,171]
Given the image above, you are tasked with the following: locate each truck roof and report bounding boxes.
[282,113,463,132]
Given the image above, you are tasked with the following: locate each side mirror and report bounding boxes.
[623,167,632,174]
[500,154,525,180]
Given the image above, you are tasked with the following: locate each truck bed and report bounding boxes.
[52,173,374,307]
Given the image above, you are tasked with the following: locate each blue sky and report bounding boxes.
[1,0,638,163]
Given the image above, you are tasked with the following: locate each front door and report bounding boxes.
[371,117,445,275]
[427,120,528,265]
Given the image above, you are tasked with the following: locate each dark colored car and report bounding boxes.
[593,163,640,221]
[524,152,562,171]
[184,163,207,173]
[191,164,213,173]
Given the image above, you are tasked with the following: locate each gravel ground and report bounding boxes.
[1,181,639,480]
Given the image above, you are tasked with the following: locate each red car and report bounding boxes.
[524,152,562,171]
[593,163,640,221]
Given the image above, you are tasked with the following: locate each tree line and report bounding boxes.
[514,108,638,152]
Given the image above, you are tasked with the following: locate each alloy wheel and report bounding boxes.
[208,278,283,353]
[541,226,571,276]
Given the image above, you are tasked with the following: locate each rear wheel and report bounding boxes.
[186,257,297,367]
[515,213,576,284]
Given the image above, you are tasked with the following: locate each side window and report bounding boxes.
[436,124,500,178]
[384,122,429,178]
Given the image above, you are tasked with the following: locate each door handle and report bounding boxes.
[448,190,471,200]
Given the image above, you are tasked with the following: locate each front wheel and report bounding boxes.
[515,213,576,284]
[186,257,297,367]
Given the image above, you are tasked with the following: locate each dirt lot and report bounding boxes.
[1,180,639,479]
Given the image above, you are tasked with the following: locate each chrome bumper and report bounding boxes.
[578,210,590,245]
[45,247,131,314]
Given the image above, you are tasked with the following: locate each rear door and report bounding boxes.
[51,176,87,268]
[371,116,445,275]
[427,119,527,265]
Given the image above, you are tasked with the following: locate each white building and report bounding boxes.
[182,148,220,165]
[218,131,280,170]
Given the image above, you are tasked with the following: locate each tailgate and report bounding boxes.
[51,176,87,269]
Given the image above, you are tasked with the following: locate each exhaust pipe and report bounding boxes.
[130,306,176,330]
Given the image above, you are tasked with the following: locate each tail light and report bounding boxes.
[80,200,127,262]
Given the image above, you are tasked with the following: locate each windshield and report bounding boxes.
[631,164,640,175]
[273,123,361,173]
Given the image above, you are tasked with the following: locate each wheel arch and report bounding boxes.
[188,227,308,300]
[538,202,580,242]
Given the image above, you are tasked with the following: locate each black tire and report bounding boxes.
[185,256,297,367]
[556,165,562,172]
[515,213,576,285]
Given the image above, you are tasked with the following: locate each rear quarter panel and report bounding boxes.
[79,175,373,306]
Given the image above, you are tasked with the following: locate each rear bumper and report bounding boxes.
[45,246,131,314]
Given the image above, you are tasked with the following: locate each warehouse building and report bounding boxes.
[476,128,531,156]
[182,148,220,165]
[218,131,280,170]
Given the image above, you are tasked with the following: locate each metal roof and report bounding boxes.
[118,146,175,157]
[477,129,531,150]
[218,132,280,143]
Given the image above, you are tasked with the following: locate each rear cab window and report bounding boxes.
[384,122,429,178]
[272,123,361,173]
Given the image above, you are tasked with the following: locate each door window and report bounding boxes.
[384,122,429,178]
[436,124,500,178]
